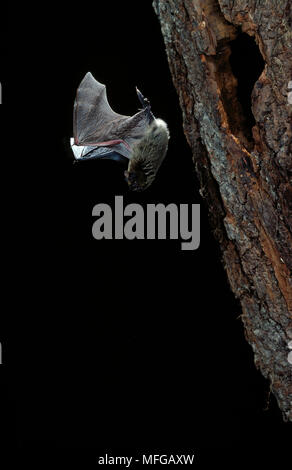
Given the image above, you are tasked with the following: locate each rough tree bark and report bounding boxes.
[153,0,292,421]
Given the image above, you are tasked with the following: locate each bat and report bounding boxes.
[70,72,169,191]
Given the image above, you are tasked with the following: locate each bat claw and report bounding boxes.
[136,87,150,109]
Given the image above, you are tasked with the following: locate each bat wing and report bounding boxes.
[73,72,152,148]
[70,138,129,165]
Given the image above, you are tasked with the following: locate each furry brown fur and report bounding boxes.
[125,119,170,191]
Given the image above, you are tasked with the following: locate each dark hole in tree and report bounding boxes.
[229,32,265,136]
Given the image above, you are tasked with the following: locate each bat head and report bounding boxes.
[124,165,148,192]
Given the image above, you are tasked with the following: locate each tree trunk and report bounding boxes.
[153,0,292,421]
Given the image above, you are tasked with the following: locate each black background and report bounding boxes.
[0,1,291,468]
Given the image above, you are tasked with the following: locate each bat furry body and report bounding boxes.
[71,72,169,191]
[125,118,169,191]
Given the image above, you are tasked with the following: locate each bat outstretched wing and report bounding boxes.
[73,72,152,148]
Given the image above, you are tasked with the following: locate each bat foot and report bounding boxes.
[136,87,150,109]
